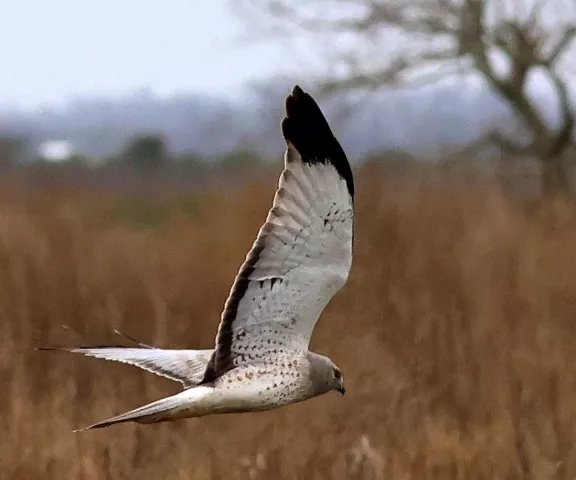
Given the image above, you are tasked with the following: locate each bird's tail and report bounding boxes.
[76,386,213,431]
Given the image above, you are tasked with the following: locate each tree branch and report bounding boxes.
[356,2,460,36]
[547,67,575,157]
[242,0,576,169]
[320,48,464,94]
[488,130,533,156]
[545,26,576,66]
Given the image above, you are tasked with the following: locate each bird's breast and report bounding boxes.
[211,360,313,412]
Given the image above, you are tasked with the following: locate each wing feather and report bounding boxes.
[202,85,354,383]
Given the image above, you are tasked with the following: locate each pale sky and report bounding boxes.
[0,0,293,109]
[2,0,573,116]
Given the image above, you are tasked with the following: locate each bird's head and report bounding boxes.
[308,352,346,396]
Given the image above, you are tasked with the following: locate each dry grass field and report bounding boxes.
[3,163,576,479]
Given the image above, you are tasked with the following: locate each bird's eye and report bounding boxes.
[333,369,341,379]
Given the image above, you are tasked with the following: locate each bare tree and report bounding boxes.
[238,0,576,196]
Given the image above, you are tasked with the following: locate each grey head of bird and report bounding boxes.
[307,352,346,397]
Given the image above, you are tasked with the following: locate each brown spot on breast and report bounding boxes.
[245,371,254,380]
[237,376,243,381]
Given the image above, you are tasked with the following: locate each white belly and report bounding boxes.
[200,363,311,415]
[161,361,312,420]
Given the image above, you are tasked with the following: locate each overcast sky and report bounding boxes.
[2,0,574,117]
[1,0,293,109]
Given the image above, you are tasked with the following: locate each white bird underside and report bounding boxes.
[40,85,355,429]
[232,154,353,344]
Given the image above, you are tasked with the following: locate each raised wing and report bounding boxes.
[39,346,213,388]
[202,85,354,383]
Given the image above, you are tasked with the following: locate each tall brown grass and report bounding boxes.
[2,163,576,479]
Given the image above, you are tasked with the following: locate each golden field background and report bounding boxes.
[3,163,576,479]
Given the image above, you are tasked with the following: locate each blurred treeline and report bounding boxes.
[0,132,265,173]
[2,129,576,203]
[0,132,275,195]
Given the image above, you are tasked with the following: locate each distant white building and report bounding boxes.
[38,139,76,162]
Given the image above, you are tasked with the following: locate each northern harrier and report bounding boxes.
[41,85,354,430]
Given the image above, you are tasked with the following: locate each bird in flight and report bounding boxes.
[40,85,355,430]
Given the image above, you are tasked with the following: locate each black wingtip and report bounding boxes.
[282,85,332,147]
[36,346,78,352]
[281,85,354,198]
